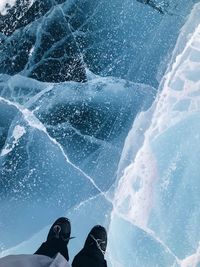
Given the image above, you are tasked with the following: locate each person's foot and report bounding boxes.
[47,217,72,244]
[35,217,73,261]
[85,225,107,253]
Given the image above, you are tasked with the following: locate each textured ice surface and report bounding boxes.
[0,0,195,86]
[0,1,200,267]
[109,3,200,267]
[0,74,155,252]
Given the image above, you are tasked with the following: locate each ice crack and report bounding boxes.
[0,97,111,202]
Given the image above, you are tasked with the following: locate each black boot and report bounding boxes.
[35,217,73,261]
[72,225,108,267]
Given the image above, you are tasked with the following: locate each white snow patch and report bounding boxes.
[0,0,16,15]
[0,0,35,15]
[1,125,26,156]
[29,46,35,56]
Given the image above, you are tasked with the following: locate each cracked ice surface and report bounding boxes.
[0,75,155,190]
[0,97,102,249]
[0,75,155,252]
[0,0,195,86]
[0,0,199,266]
[108,3,200,267]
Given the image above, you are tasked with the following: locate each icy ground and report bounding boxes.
[0,1,200,267]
